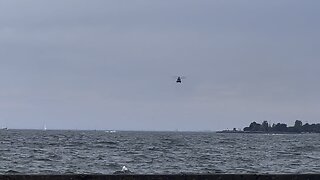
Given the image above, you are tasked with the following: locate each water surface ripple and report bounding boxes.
[0,130,319,174]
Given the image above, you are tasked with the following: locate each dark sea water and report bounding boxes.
[0,130,319,174]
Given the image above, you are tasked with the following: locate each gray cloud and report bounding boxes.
[1,0,320,130]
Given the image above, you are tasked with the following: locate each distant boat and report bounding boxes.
[1,127,8,130]
[105,130,116,133]
[44,124,47,131]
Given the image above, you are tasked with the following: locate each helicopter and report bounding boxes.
[175,76,186,83]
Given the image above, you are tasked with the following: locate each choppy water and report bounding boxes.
[0,130,319,174]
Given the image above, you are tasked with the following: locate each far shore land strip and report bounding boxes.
[218,120,320,134]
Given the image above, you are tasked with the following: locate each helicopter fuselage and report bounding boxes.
[176,77,182,83]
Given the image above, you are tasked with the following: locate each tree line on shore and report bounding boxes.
[243,120,320,133]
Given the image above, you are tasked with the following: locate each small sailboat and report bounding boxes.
[44,124,47,131]
[1,123,8,130]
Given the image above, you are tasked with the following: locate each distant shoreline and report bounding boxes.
[219,120,320,134]
[215,130,316,134]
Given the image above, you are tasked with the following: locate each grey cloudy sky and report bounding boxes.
[0,0,320,131]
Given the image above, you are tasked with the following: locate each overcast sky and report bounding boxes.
[0,0,320,131]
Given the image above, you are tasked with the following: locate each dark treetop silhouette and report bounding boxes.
[243,120,320,133]
[219,120,320,133]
